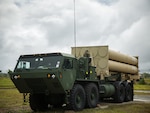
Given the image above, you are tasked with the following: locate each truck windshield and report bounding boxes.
[16,56,62,69]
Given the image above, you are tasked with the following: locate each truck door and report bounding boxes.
[62,58,76,90]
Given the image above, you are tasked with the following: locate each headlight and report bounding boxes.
[14,75,18,79]
[14,75,20,79]
[52,74,55,79]
[47,74,51,78]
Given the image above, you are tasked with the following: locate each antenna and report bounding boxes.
[73,0,77,57]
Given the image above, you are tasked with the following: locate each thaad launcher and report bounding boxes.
[9,46,139,111]
[72,46,139,80]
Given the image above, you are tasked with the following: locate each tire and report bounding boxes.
[114,83,125,103]
[85,83,99,108]
[70,84,86,111]
[29,94,37,112]
[125,84,133,101]
[29,94,48,111]
[50,94,64,108]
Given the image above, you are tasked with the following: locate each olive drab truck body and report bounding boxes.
[9,46,139,111]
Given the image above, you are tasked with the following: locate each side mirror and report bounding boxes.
[8,69,13,75]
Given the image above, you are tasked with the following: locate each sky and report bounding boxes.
[0,0,150,73]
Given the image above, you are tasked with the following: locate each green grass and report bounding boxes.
[0,88,150,113]
[0,89,30,113]
[0,77,15,88]
[134,78,150,91]
[145,78,150,85]
[0,77,150,113]
[0,89,29,108]
[134,84,150,90]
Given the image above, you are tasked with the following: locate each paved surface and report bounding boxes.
[134,90,150,103]
[134,95,150,103]
[134,90,150,93]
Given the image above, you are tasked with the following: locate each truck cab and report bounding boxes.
[10,53,78,94]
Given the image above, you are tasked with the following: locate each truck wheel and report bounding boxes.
[114,83,125,103]
[85,83,99,108]
[125,84,133,101]
[70,84,86,111]
[29,94,37,112]
[29,94,48,111]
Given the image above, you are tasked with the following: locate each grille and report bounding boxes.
[25,78,47,93]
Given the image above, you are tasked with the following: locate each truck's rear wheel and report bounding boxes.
[29,94,48,111]
[114,82,125,103]
[125,84,133,101]
[85,83,99,108]
[70,84,86,111]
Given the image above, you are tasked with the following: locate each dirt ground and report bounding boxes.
[0,105,31,113]
[0,101,149,113]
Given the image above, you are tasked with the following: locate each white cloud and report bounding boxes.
[0,0,150,72]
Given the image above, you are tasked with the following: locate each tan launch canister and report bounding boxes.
[109,50,138,66]
[109,60,138,74]
[71,46,139,79]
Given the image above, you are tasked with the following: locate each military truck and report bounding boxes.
[9,46,139,111]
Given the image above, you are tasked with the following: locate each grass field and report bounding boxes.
[0,77,150,113]
[134,78,150,91]
[145,78,150,85]
[0,77,15,88]
[0,88,150,113]
[0,89,26,108]
[134,84,150,90]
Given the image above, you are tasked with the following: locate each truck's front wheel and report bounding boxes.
[70,84,86,111]
[29,94,37,112]
[29,94,48,111]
